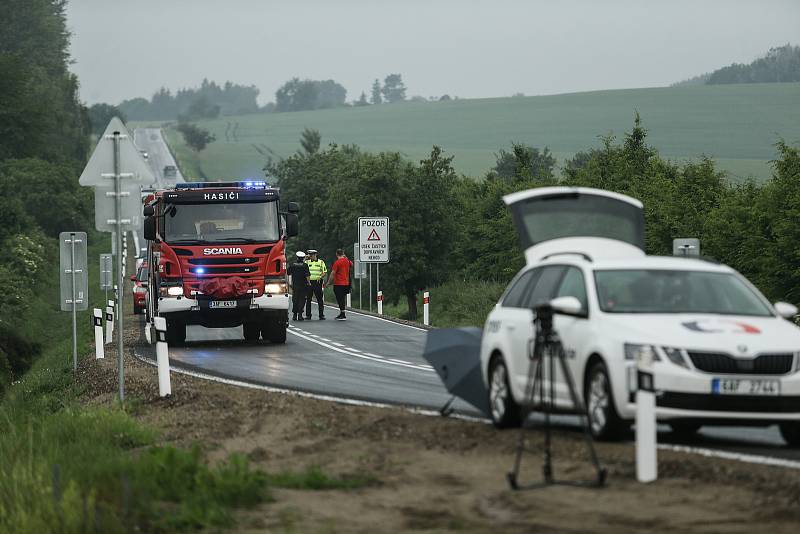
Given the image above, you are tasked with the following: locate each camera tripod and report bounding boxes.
[507,303,607,490]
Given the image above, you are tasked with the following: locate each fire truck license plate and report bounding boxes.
[209,300,236,309]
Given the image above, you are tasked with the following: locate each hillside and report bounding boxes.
[164,82,800,182]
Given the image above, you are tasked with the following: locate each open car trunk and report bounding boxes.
[503,187,645,261]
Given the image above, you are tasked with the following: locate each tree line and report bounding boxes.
[674,44,800,86]
[269,117,800,320]
[103,73,431,125]
[0,0,95,393]
[117,79,260,121]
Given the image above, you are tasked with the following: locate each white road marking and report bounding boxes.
[134,350,483,423]
[658,444,800,470]
[332,342,346,347]
[344,347,361,353]
[287,329,434,372]
[323,304,427,332]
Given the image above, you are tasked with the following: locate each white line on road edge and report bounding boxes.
[133,350,481,422]
[132,349,800,470]
[658,443,800,470]
[323,304,428,332]
[288,327,434,372]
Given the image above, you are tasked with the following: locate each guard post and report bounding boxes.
[377,291,383,315]
[423,291,430,326]
[636,347,657,483]
[154,317,171,397]
[93,308,104,359]
[105,300,115,344]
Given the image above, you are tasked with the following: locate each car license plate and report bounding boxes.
[711,378,780,396]
[209,300,236,309]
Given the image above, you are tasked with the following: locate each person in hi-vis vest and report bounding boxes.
[304,249,327,320]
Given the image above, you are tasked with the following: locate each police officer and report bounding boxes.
[288,251,310,321]
[304,249,327,320]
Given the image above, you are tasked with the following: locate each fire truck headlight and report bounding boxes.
[264,281,288,295]
[161,285,183,297]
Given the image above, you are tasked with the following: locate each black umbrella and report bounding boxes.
[421,327,490,417]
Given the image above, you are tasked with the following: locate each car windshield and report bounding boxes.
[594,269,773,316]
[164,202,280,244]
[137,267,149,281]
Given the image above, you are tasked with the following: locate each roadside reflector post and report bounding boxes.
[423,291,430,326]
[105,300,114,344]
[635,348,657,483]
[377,290,383,315]
[93,309,105,360]
[154,316,171,397]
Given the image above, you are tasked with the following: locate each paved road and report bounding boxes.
[138,303,471,413]
[131,128,185,258]
[132,129,799,463]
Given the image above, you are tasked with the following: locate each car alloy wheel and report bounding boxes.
[588,371,610,436]
[584,361,626,440]
[490,362,509,422]
[488,357,522,428]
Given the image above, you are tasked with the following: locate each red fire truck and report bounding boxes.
[142,181,298,345]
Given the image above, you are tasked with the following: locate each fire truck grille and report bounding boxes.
[189,257,259,265]
[189,266,259,275]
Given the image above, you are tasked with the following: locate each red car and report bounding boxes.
[131,261,149,314]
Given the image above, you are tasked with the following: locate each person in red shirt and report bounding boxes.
[327,248,353,320]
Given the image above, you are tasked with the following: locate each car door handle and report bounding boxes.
[506,325,516,331]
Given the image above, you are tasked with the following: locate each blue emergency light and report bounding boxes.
[175,181,268,190]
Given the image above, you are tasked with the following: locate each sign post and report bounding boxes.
[358,217,389,314]
[353,242,367,309]
[60,232,88,371]
[79,117,154,402]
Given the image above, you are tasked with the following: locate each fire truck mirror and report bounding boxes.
[143,205,155,217]
[285,213,299,238]
[287,201,300,214]
[144,216,157,241]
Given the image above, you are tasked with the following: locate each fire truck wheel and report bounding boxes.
[243,322,261,342]
[263,322,287,344]
[166,320,186,345]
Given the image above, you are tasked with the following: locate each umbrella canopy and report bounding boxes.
[422,327,490,417]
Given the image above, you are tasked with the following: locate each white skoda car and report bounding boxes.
[480,187,800,446]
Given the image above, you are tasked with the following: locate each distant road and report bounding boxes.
[131,128,185,257]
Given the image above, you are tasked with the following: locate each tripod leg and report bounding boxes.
[542,347,554,483]
[439,395,456,417]
[555,343,607,486]
[508,345,543,490]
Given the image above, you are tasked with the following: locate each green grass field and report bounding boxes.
[162,82,800,183]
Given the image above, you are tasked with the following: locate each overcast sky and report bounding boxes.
[66,0,800,105]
